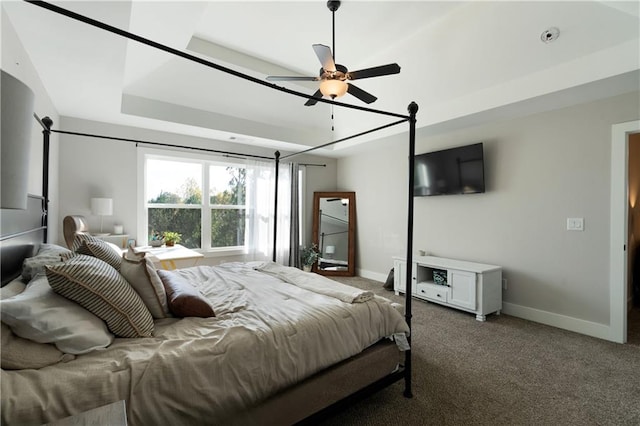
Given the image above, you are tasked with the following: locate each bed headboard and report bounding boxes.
[0,194,47,286]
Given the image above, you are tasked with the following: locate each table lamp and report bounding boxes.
[325,245,335,259]
[91,197,113,236]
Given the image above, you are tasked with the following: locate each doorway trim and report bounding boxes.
[610,120,640,343]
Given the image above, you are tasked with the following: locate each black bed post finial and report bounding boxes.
[42,116,53,243]
[404,101,418,399]
[272,151,281,262]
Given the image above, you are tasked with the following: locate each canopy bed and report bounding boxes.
[1,1,419,424]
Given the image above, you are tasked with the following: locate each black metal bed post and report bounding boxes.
[41,116,53,242]
[404,101,418,398]
[272,151,280,262]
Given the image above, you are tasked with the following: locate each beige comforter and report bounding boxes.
[1,262,408,426]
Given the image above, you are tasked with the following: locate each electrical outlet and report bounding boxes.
[502,278,508,290]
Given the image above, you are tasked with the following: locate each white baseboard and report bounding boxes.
[357,268,387,283]
[502,302,613,342]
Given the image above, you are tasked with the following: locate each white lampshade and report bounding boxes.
[91,198,113,216]
[1,71,35,209]
[325,245,336,255]
[319,79,348,98]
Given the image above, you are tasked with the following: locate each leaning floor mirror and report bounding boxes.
[312,191,356,276]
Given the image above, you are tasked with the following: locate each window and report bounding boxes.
[144,152,246,252]
[209,165,246,248]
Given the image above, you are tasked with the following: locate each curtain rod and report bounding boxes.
[49,129,275,161]
[281,118,408,160]
[26,0,409,121]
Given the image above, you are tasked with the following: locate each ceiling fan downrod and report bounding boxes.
[327,0,341,62]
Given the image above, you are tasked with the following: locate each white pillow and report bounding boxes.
[1,322,75,370]
[0,274,114,354]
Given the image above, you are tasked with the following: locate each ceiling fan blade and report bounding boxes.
[347,83,377,104]
[266,76,318,81]
[312,44,336,72]
[347,63,401,80]
[304,89,323,107]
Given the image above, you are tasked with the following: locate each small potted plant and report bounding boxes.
[163,231,182,247]
[301,244,319,272]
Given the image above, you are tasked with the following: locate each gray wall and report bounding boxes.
[337,92,639,332]
[56,116,337,261]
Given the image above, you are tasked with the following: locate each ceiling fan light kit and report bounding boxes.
[266,0,400,106]
[319,79,348,98]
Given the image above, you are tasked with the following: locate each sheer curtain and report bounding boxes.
[288,163,301,268]
[245,160,293,264]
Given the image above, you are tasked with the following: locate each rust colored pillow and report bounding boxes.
[156,270,215,318]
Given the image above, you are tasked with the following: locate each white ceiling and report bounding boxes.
[2,1,639,157]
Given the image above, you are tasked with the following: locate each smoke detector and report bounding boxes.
[541,27,560,43]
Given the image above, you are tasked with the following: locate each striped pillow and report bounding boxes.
[78,240,122,271]
[71,233,98,252]
[45,255,154,338]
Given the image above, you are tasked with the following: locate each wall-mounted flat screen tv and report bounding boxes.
[414,142,485,196]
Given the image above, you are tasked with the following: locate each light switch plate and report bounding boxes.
[567,217,584,231]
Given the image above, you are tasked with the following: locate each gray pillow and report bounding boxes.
[21,244,72,282]
[120,251,169,319]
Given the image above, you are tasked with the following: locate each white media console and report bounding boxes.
[393,256,502,321]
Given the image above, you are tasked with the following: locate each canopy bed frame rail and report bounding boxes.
[25,0,418,417]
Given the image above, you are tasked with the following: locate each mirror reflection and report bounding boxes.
[312,192,355,276]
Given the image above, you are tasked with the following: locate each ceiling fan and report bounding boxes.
[266,0,401,106]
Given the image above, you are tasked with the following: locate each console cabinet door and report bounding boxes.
[448,269,476,310]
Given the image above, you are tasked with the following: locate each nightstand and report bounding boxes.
[92,234,130,249]
[136,244,204,270]
[45,400,127,426]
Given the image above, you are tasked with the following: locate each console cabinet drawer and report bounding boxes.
[416,283,448,302]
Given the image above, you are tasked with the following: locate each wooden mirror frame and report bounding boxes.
[312,191,356,276]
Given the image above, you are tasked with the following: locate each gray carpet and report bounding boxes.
[320,276,640,425]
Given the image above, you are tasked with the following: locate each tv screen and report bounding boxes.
[414,142,485,196]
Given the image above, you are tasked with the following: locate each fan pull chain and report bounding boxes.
[331,105,335,131]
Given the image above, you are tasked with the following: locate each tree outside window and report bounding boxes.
[146,157,246,251]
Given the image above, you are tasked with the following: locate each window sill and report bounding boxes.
[199,248,246,258]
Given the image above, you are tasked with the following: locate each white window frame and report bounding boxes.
[137,147,247,256]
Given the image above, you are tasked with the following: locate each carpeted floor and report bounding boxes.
[320,276,640,426]
[628,307,640,347]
